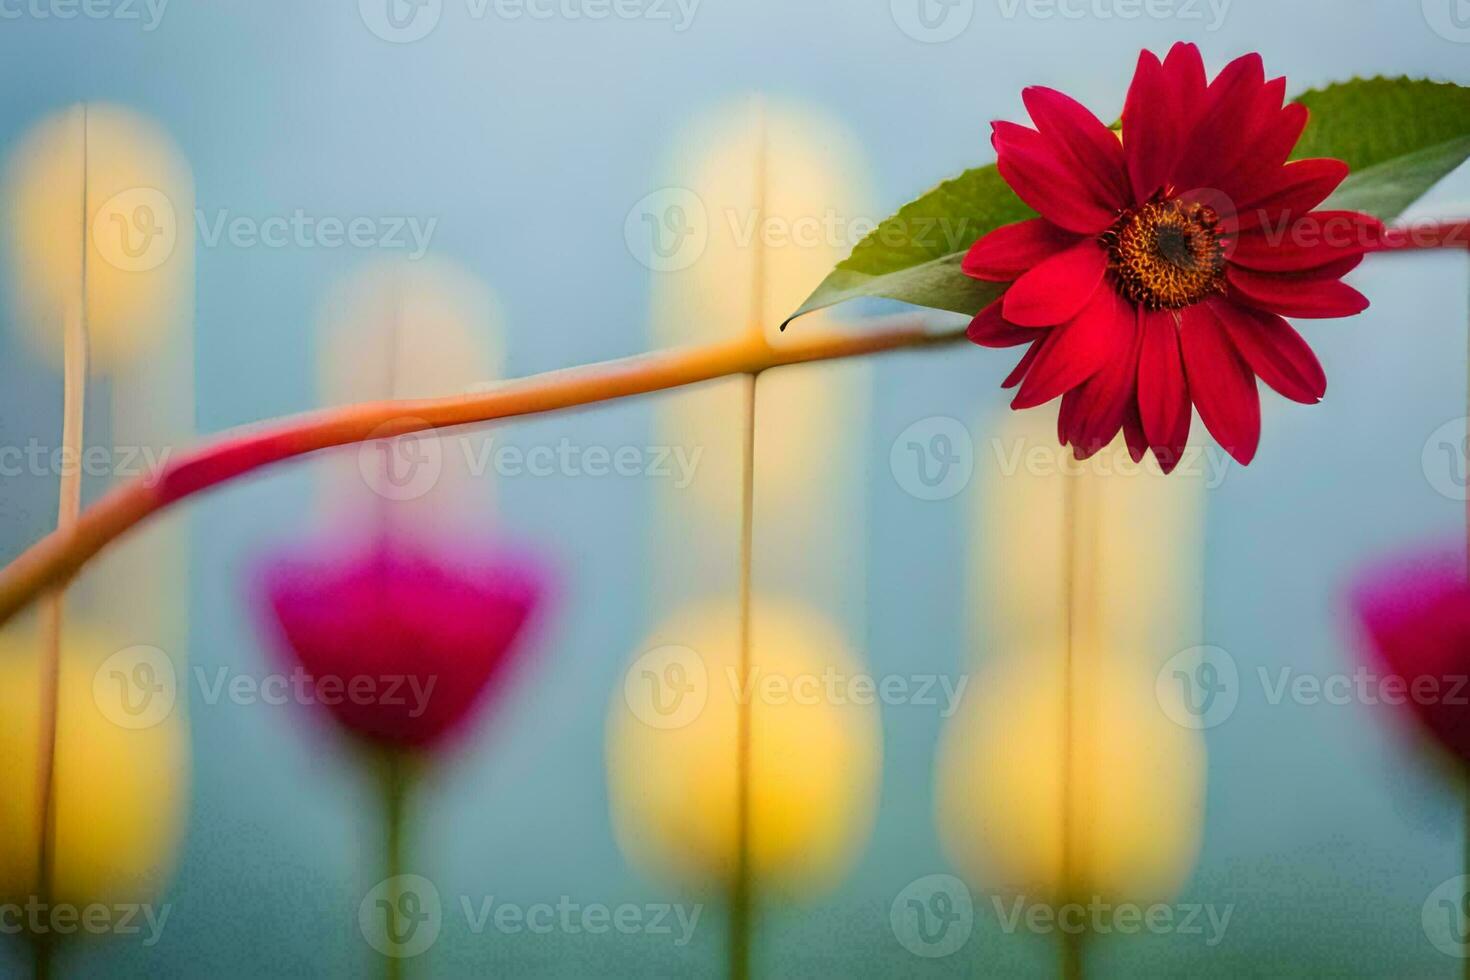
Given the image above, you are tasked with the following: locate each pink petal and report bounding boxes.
[257,534,552,751]
[1180,302,1261,465]
[962,218,1081,282]
[1002,239,1109,327]
[1351,545,1470,762]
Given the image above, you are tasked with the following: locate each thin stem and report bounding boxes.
[0,320,960,630]
[1059,468,1082,980]
[1059,460,1097,980]
[729,374,757,980]
[33,103,89,980]
[381,752,408,980]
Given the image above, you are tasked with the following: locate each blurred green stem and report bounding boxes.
[382,752,409,980]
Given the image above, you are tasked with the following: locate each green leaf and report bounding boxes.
[786,75,1470,328]
[781,165,1033,326]
[1294,77,1470,221]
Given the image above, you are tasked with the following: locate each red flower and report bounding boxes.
[257,533,551,753]
[1351,546,1470,762]
[963,44,1383,470]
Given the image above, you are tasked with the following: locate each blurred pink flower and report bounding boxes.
[256,532,551,752]
[1351,545,1470,761]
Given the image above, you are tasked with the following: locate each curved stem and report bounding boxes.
[0,321,959,629]
[0,217,1461,633]
[1362,220,1470,254]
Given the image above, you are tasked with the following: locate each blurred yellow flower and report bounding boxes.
[936,652,1205,906]
[0,625,188,910]
[937,406,1208,906]
[4,103,193,369]
[607,598,880,898]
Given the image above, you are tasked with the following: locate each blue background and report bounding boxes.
[2,1,1470,976]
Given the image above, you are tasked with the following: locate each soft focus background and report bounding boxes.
[1,1,1469,976]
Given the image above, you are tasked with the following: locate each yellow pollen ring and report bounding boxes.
[1100,198,1227,310]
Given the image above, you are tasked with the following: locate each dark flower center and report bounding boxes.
[1100,196,1227,310]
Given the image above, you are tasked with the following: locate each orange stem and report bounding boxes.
[0,321,956,629]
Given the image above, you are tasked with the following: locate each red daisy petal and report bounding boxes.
[1062,311,1144,458]
[1208,298,1326,404]
[1123,403,1149,464]
[1228,210,1383,271]
[1012,287,1130,410]
[1058,385,1085,449]
[1235,158,1349,231]
[1172,53,1266,192]
[1002,338,1043,389]
[1003,239,1110,327]
[962,218,1081,282]
[993,122,1120,234]
[1122,49,1180,204]
[1137,307,1192,470]
[1228,100,1309,195]
[1023,86,1131,211]
[1162,42,1207,107]
[966,298,1037,348]
[1227,265,1370,318]
[1180,303,1261,465]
